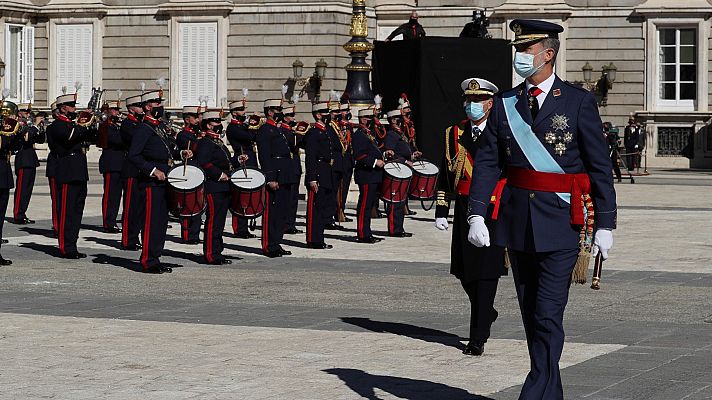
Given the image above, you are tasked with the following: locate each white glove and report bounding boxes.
[434,218,449,231]
[592,229,613,260]
[467,215,490,247]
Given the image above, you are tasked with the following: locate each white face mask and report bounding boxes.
[513,50,547,79]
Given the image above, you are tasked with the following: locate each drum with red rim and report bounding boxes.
[379,162,412,203]
[229,167,266,218]
[167,165,206,217]
[409,160,440,200]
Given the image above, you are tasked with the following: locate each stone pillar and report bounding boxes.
[342,0,374,108]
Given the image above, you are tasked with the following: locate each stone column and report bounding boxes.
[342,0,374,108]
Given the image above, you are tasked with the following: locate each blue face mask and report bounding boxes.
[513,50,546,79]
[465,101,486,121]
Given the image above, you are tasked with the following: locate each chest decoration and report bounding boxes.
[544,114,573,156]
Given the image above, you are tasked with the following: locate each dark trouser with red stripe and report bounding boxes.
[232,214,250,235]
[102,172,122,229]
[341,167,353,212]
[285,183,300,230]
[13,167,36,221]
[261,183,292,254]
[140,184,168,269]
[386,201,405,235]
[122,177,145,248]
[48,177,58,233]
[462,279,499,343]
[204,191,229,263]
[57,182,87,255]
[181,214,202,242]
[356,183,379,240]
[305,186,334,245]
[0,188,8,246]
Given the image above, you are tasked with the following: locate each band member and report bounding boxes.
[435,78,507,356]
[282,101,305,235]
[256,98,296,258]
[175,106,203,244]
[352,107,386,243]
[399,94,418,216]
[120,95,146,250]
[326,97,344,228]
[383,109,420,237]
[226,90,258,239]
[128,89,193,273]
[196,110,247,264]
[0,98,21,264]
[338,102,354,223]
[46,92,96,259]
[97,101,124,233]
[46,102,59,234]
[468,20,616,399]
[13,103,45,224]
[303,102,336,249]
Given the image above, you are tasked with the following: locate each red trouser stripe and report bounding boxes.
[49,178,58,232]
[182,218,188,241]
[141,187,152,269]
[205,194,215,263]
[14,169,23,220]
[306,190,314,243]
[102,173,110,228]
[388,203,395,235]
[358,184,368,240]
[121,178,133,247]
[261,191,270,253]
[232,214,238,234]
[59,184,68,254]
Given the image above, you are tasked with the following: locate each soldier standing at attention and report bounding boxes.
[120,94,146,251]
[175,105,203,244]
[13,103,44,225]
[97,100,125,233]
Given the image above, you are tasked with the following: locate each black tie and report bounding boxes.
[528,86,542,120]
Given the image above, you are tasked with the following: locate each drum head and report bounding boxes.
[412,160,439,176]
[231,168,266,189]
[384,162,413,179]
[168,165,204,190]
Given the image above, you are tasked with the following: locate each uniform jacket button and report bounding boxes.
[529,192,536,199]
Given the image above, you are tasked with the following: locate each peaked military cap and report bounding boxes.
[358,108,375,118]
[386,109,402,119]
[509,19,564,46]
[312,102,329,113]
[141,90,164,103]
[182,106,201,115]
[55,93,77,107]
[283,104,296,116]
[263,99,282,109]
[202,109,223,121]
[125,95,143,107]
[104,100,121,109]
[461,78,499,96]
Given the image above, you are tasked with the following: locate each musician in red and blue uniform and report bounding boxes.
[352,107,387,244]
[46,102,60,235]
[120,95,146,251]
[13,103,45,225]
[128,90,193,274]
[0,99,22,265]
[256,98,296,258]
[97,100,124,233]
[226,95,258,239]
[338,102,354,223]
[326,101,345,228]
[175,105,203,244]
[468,19,617,399]
[281,103,305,235]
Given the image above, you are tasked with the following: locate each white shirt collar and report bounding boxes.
[475,120,487,132]
[526,72,556,97]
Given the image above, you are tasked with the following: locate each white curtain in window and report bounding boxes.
[56,24,93,107]
[178,22,218,107]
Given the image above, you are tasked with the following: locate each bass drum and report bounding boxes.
[379,162,412,203]
[409,160,439,200]
[167,165,206,217]
[230,167,266,218]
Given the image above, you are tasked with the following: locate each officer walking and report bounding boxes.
[467,20,616,399]
[352,107,386,244]
[13,103,44,225]
[175,105,203,244]
[120,94,146,251]
[98,100,125,233]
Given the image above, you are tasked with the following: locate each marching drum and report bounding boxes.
[167,165,206,217]
[380,162,412,203]
[409,160,440,200]
[229,167,266,218]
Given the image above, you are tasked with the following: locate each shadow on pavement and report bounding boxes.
[222,242,264,256]
[19,242,63,258]
[324,368,494,400]
[84,236,125,251]
[340,317,465,351]
[18,226,56,238]
[92,254,143,272]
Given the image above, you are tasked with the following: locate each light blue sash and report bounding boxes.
[502,95,570,204]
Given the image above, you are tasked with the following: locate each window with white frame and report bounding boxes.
[55,24,93,107]
[4,24,34,103]
[658,27,696,109]
[177,22,218,107]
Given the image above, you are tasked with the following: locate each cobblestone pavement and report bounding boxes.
[0,166,710,399]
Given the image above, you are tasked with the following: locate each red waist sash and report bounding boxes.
[507,167,591,225]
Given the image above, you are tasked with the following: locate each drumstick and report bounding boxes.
[183,140,191,175]
[168,177,189,182]
[240,148,248,178]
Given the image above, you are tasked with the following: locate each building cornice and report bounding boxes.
[633,0,712,17]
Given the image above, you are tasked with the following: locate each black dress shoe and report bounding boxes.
[12,218,26,225]
[284,227,303,235]
[390,232,413,238]
[145,265,173,274]
[166,224,173,229]
[463,341,485,356]
[307,242,333,249]
[235,232,257,239]
[343,217,353,223]
[123,244,142,251]
[357,237,377,244]
[185,239,201,245]
[207,258,231,265]
[61,251,86,259]
[278,248,292,256]
[325,223,339,230]
[104,226,121,234]
[407,210,418,216]
[1,239,8,244]
[0,256,12,266]
[23,218,35,224]
[265,250,282,258]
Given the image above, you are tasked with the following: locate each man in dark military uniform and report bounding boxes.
[13,103,45,224]
[468,20,616,399]
[435,78,506,356]
[120,94,146,251]
[256,98,296,258]
[624,116,642,171]
[46,92,95,259]
[352,107,386,243]
[338,102,354,223]
[97,100,124,233]
[175,105,203,244]
[385,11,426,41]
[46,102,59,235]
[383,109,420,237]
[326,98,345,228]
[128,89,192,273]
[399,94,419,216]
[303,102,335,249]
[281,100,305,235]
[226,91,258,239]
[0,99,21,264]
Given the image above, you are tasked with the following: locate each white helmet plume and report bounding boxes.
[155,76,167,89]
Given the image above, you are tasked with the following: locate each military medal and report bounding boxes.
[545,114,573,156]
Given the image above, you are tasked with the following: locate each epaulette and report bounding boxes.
[562,80,590,94]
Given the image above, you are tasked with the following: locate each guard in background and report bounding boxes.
[120,95,145,251]
[338,102,354,223]
[97,100,124,233]
[282,100,305,235]
[175,105,203,244]
[128,89,192,273]
[0,98,21,265]
[352,107,386,244]
[256,98,296,258]
[326,98,345,228]
[624,116,642,171]
[385,11,426,41]
[46,92,95,259]
[46,102,59,235]
[303,102,335,249]
[605,122,623,183]
[383,109,419,237]
[435,78,506,356]
[13,103,45,225]
[226,90,258,239]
